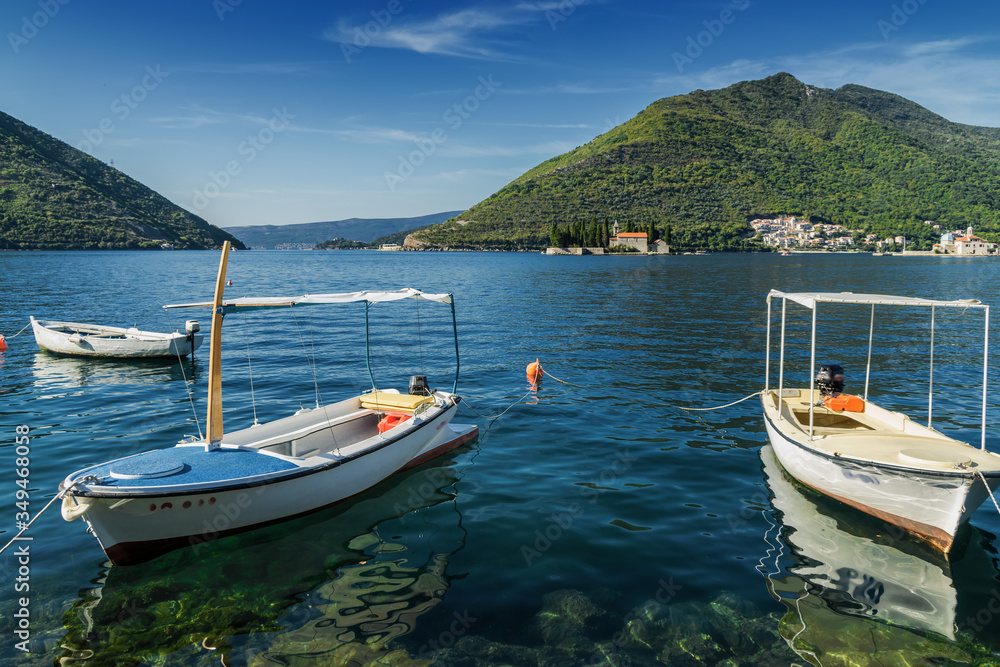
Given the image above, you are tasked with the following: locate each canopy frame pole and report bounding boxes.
[809,304,817,441]
[928,305,935,429]
[365,301,376,392]
[983,306,990,450]
[864,305,874,401]
[778,299,786,420]
[765,296,771,392]
[450,298,460,394]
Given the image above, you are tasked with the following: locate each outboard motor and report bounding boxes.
[184,320,200,342]
[408,375,430,396]
[815,363,845,396]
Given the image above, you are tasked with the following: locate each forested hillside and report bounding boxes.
[0,110,244,250]
[410,73,1000,251]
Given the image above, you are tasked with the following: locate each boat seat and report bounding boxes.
[359,391,433,413]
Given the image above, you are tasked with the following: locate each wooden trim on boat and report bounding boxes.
[401,425,478,471]
[206,241,231,446]
[793,475,955,552]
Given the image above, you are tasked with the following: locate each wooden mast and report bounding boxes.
[206,241,231,449]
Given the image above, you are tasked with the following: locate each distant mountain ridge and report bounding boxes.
[410,73,1000,250]
[225,211,463,248]
[0,109,244,250]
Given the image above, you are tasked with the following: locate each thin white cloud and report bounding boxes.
[651,37,1000,127]
[174,62,324,75]
[329,126,425,144]
[325,3,597,60]
[444,140,578,157]
[149,105,299,131]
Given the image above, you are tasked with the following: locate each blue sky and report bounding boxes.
[2,0,999,228]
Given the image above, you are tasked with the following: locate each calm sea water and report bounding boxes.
[2,250,1000,666]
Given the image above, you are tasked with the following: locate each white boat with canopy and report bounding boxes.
[58,242,478,565]
[761,290,1000,552]
[29,316,203,359]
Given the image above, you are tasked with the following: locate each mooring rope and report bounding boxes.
[162,310,203,441]
[0,480,82,556]
[541,368,582,387]
[4,321,32,340]
[677,391,763,412]
[242,314,259,426]
[977,470,1000,516]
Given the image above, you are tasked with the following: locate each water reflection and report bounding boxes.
[58,458,468,666]
[31,352,200,389]
[758,444,1000,665]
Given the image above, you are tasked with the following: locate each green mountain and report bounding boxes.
[226,211,463,249]
[0,110,244,250]
[410,73,1000,251]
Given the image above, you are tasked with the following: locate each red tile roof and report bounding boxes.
[617,233,647,238]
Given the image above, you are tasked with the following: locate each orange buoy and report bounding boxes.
[0,335,6,351]
[526,359,543,384]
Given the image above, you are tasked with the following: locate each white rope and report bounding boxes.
[0,481,80,556]
[678,391,763,412]
[541,368,583,387]
[978,471,1000,516]
[4,321,32,339]
[163,309,203,441]
[242,314,260,425]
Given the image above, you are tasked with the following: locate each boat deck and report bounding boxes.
[767,389,1000,473]
[78,446,299,488]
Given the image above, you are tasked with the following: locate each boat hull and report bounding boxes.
[63,407,477,565]
[31,317,203,359]
[760,445,958,640]
[762,395,1000,552]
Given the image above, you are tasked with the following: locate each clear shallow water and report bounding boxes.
[1,250,1000,665]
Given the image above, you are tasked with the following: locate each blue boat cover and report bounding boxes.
[83,447,298,488]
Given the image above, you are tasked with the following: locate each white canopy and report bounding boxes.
[768,290,986,310]
[165,288,452,313]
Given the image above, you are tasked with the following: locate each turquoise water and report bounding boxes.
[1,250,1000,666]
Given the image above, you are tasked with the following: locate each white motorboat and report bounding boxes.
[59,242,478,565]
[761,291,1000,552]
[30,316,203,359]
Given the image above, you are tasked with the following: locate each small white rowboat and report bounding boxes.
[761,291,1000,552]
[30,316,203,359]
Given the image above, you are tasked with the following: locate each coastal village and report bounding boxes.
[751,216,998,255]
[547,217,998,255]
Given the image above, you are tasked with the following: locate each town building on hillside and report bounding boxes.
[933,226,996,255]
